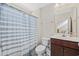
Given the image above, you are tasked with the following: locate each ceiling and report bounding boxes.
[8,3,51,12]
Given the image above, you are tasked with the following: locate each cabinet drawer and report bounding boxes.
[63,41,78,49]
[51,39,64,46]
[64,48,79,56]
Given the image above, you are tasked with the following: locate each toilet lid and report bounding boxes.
[36,45,45,52]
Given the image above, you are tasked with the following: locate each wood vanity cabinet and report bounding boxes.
[51,38,79,56]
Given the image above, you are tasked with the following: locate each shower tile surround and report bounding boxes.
[0,3,38,56]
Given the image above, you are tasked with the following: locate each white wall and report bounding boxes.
[76,4,79,37]
[40,4,56,38]
[31,4,56,43]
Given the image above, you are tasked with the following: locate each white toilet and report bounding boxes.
[35,38,49,56]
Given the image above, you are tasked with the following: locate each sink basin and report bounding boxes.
[51,34,79,42]
[52,33,70,37]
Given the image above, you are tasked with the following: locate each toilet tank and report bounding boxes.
[42,38,49,46]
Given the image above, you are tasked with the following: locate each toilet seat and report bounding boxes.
[35,45,45,53]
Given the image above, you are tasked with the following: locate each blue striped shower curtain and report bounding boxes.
[0,3,37,56]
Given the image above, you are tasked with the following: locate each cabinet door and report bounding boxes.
[51,45,63,56]
[64,48,79,56]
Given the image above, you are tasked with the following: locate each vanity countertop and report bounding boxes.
[51,36,79,42]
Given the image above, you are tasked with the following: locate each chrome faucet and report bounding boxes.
[62,31,66,37]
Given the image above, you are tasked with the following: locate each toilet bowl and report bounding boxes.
[35,45,45,56]
[35,38,49,56]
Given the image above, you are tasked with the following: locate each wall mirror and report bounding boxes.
[54,7,76,37]
[56,18,69,34]
[56,16,72,35]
